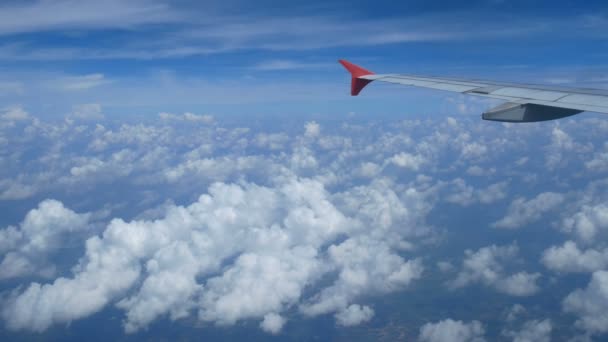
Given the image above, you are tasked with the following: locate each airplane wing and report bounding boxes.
[339,59,608,122]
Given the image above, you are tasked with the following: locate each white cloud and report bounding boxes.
[493,192,564,229]
[1,106,29,121]
[505,304,526,322]
[60,74,108,91]
[444,178,475,206]
[0,0,179,36]
[563,270,608,334]
[542,241,608,273]
[299,237,424,317]
[389,152,426,171]
[585,142,608,172]
[334,304,374,326]
[437,261,455,273]
[503,319,552,342]
[357,162,382,178]
[0,199,90,279]
[159,112,214,124]
[68,103,104,121]
[478,181,507,204]
[260,313,285,334]
[452,244,540,296]
[254,133,289,150]
[0,180,36,200]
[2,177,431,333]
[304,121,320,138]
[466,165,495,177]
[4,107,608,338]
[562,203,608,243]
[253,60,331,71]
[418,319,485,342]
[498,272,541,297]
[545,126,574,169]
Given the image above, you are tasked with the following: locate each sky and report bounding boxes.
[1,0,608,341]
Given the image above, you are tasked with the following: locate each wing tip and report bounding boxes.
[338,59,375,96]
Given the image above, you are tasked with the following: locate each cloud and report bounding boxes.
[418,319,485,342]
[563,270,608,335]
[542,241,608,273]
[304,121,320,138]
[0,181,36,200]
[68,103,105,121]
[334,304,374,327]
[3,109,608,338]
[477,181,507,204]
[0,6,603,61]
[0,0,179,36]
[503,319,552,342]
[1,106,29,121]
[260,313,285,334]
[443,179,506,206]
[0,199,90,279]
[562,202,608,243]
[1,176,431,333]
[59,74,109,91]
[252,60,331,71]
[493,192,565,229]
[253,133,289,150]
[452,244,540,296]
[389,152,427,171]
[159,112,214,124]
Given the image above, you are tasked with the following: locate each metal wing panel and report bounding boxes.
[365,75,486,93]
[489,88,569,102]
[558,94,608,107]
[362,74,608,114]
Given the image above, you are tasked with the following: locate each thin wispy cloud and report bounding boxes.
[0,0,180,35]
[0,4,605,61]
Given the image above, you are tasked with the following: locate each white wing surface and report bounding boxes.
[339,59,608,122]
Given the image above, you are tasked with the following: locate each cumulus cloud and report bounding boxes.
[389,152,426,171]
[1,106,29,121]
[586,142,608,172]
[477,182,507,204]
[254,132,289,150]
[542,241,608,273]
[304,121,320,138]
[505,304,526,322]
[452,244,540,296]
[563,270,608,335]
[260,313,285,334]
[418,319,485,342]
[1,177,430,333]
[0,199,90,279]
[334,304,374,326]
[445,179,507,206]
[561,203,608,243]
[4,107,608,339]
[493,192,565,229]
[444,178,475,206]
[68,103,105,121]
[503,319,552,342]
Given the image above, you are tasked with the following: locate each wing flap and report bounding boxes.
[482,102,582,122]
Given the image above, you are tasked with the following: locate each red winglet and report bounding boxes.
[339,59,375,96]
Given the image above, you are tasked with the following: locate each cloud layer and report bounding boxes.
[2,110,608,339]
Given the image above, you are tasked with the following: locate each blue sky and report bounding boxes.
[0,0,607,117]
[2,1,608,341]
